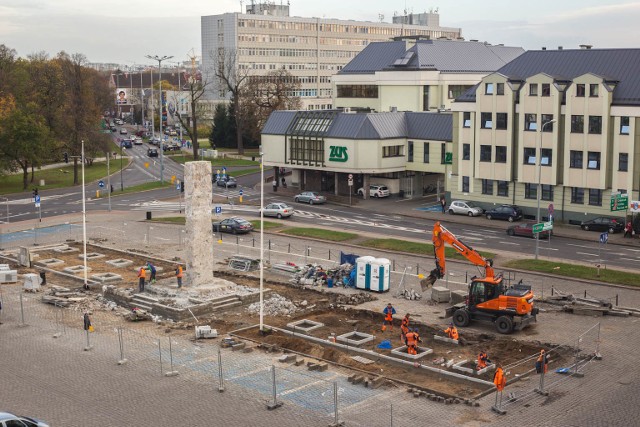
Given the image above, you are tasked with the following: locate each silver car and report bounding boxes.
[0,412,49,427]
[294,191,326,205]
[263,202,294,218]
[448,200,484,217]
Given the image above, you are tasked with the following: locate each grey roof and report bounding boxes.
[262,111,298,134]
[339,40,524,75]
[495,49,640,105]
[406,112,452,141]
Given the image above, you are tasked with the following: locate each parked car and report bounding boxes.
[485,204,523,222]
[212,217,254,234]
[294,191,326,205]
[263,202,294,218]
[448,200,484,217]
[357,184,390,198]
[0,412,49,427]
[216,176,237,188]
[147,148,158,157]
[119,128,127,135]
[507,222,552,239]
[580,217,625,233]
[162,143,180,152]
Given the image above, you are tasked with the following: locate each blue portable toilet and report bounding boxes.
[356,256,375,290]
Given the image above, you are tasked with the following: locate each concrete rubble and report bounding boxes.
[247,293,299,316]
[541,288,638,317]
[396,288,422,301]
[290,262,354,288]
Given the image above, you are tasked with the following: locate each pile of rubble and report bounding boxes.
[542,289,639,317]
[331,292,376,306]
[247,293,299,316]
[290,263,355,288]
[396,288,422,301]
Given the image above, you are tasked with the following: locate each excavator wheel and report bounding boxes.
[453,309,470,327]
[495,316,514,334]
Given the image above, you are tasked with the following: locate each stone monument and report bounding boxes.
[184,161,215,287]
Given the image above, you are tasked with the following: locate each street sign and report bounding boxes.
[98,180,105,188]
[348,179,353,186]
[348,173,353,180]
[600,232,608,244]
[444,152,453,165]
[215,206,222,215]
[532,221,553,233]
[239,189,243,196]
[35,195,40,203]
[176,180,181,190]
[610,193,628,211]
[542,221,553,231]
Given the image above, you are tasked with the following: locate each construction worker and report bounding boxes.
[175,264,183,289]
[381,303,396,332]
[405,328,422,355]
[401,313,410,344]
[147,261,157,284]
[477,350,491,370]
[535,349,548,374]
[137,266,146,293]
[493,364,506,391]
[444,323,459,340]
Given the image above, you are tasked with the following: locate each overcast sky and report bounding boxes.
[2,0,639,65]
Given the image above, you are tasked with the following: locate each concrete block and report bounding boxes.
[336,331,374,346]
[231,342,246,351]
[78,252,105,260]
[106,258,134,268]
[433,335,459,345]
[390,345,433,360]
[431,286,451,303]
[450,290,468,304]
[279,354,297,363]
[91,272,122,283]
[37,258,65,267]
[352,376,364,384]
[63,265,92,274]
[287,319,324,334]
[315,362,328,372]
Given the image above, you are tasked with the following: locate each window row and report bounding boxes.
[383,145,404,158]
[407,142,448,164]
[478,112,509,129]
[336,85,378,98]
[570,188,603,206]
[523,148,553,166]
[524,183,554,201]
[461,177,509,197]
[467,113,630,135]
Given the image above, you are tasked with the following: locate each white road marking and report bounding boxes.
[576,251,598,257]
[498,241,520,245]
[540,247,559,251]
[568,243,596,249]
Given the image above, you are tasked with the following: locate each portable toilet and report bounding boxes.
[355,256,376,290]
[370,258,391,292]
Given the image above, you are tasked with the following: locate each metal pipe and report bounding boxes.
[536,119,556,260]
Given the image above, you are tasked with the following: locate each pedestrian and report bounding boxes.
[624,221,632,238]
[272,179,278,192]
[381,303,396,332]
[281,176,287,188]
[440,196,446,213]
[83,312,92,332]
[137,266,146,293]
[175,264,183,288]
[444,323,459,340]
[147,261,157,283]
[535,349,548,374]
[400,313,410,344]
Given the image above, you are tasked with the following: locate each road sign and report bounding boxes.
[348,179,353,186]
[215,206,222,215]
[610,193,628,211]
[600,232,609,244]
[444,152,453,165]
[239,189,243,196]
[348,173,353,179]
[532,221,553,233]
[35,195,40,203]
[176,180,181,190]
[542,221,553,231]
[98,180,105,188]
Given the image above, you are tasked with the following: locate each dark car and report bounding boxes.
[216,176,237,188]
[485,204,523,222]
[580,217,625,233]
[121,139,133,149]
[213,217,254,234]
[507,222,552,239]
[147,148,158,157]
[162,143,180,152]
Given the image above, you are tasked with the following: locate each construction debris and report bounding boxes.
[247,293,299,316]
[396,288,422,301]
[542,289,635,317]
[290,263,355,288]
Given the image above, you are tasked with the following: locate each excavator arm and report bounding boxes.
[422,222,495,289]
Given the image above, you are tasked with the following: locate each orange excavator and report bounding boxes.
[423,222,538,334]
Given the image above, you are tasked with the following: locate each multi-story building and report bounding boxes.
[201,4,461,110]
[451,47,640,222]
[333,38,524,113]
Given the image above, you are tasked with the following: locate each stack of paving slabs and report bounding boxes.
[542,288,638,317]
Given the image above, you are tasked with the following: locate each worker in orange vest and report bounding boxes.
[405,328,422,355]
[493,364,506,391]
[444,323,459,340]
[137,266,146,293]
[381,303,396,332]
[175,264,183,289]
[400,313,411,344]
[477,350,491,370]
[535,349,548,374]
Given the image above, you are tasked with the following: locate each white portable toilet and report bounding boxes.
[23,273,42,291]
[355,256,376,290]
[370,258,391,292]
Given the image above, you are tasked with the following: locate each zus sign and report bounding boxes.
[329,146,349,162]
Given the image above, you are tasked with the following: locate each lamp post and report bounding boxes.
[145,55,173,184]
[259,147,265,331]
[81,141,88,289]
[535,119,557,260]
[120,142,124,191]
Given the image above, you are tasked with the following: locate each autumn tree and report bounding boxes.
[171,70,210,160]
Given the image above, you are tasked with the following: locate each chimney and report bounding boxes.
[558,46,563,50]
[390,106,398,113]
[579,44,593,50]
[542,47,546,50]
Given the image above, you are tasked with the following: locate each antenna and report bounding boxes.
[378,13,384,23]
[240,0,243,12]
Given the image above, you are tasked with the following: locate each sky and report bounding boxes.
[1,0,639,65]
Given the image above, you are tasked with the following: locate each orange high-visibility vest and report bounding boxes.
[137,268,146,279]
[405,332,417,346]
[478,352,488,369]
[176,266,183,278]
[445,326,459,340]
[494,367,506,391]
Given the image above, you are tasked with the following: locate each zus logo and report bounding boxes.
[329,146,348,162]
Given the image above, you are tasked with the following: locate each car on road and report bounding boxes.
[448,200,484,217]
[213,217,254,234]
[0,411,49,427]
[110,125,117,132]
[149,137,161,146]
[263,202,294,219]
[507,222,552,239]
[357,184,390,198]
[485,204,523,222]
[119,128,127,135]
[121,139,133,149]
[147,148,158,157]
[136,130,149,137]
[580,216,625,233]
[133,136,143,145]
[294,191,326,205]
[216,176,237,188]
[162,143,180,152]
[114,118,124,125]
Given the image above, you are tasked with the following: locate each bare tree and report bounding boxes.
[172,70,210,160]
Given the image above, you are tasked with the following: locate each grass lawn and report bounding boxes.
[359,238,495,261]
[250,220,282,231]
[504,259,640,287]
[104,181,172,198]
[281,227,358,242]
[149,216,185,224]
[0,161,125,195]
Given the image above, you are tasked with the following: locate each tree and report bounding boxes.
[171,70,210,160]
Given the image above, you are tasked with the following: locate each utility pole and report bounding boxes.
[145,55,173,184]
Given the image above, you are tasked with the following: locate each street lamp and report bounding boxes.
[259,147,265,331]
[81,141,88,289]
[535,119,557,260]
[145,55,173,184]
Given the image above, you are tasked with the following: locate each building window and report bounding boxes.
[571,187,584,204]
[481,112,492,129]
[423,142,429,163]
[589,84,599,97]
[570,150,583,168]
[463,112,471,128]
[525,113,537,131]
[529,83,538,96]
[482,179,493,195]
[571,115,584,133]
[524,183,537,199]
[524,147,536,165]
[588,116,602,134]
[576,84,585,97]
[619,153,628,171]
[587,151,600,170]
[541,149,552,166]
[408,141,414,162]
[441,143,446,164]
[336,85,378,98]
[541,185,554,201]
[588,189,602,206]
[423,85,429,111]
[462,176,469,192]
[449,85,473,99]
[497,181,508,197]
[496,83,504,95]
[485,83,494,95]
[383,145,404,158]
[289,137,325,166]
[541,83,551,97]
[480,145,492,162]
[541,114,554,131]
[620,116,630,135]
[496,113,508,130]
[495,146,507,163]
[462,144,470,160]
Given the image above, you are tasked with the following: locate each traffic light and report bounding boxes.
[64,152,69,163]
[180,182,185,193]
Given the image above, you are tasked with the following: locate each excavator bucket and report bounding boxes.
[420,268,440,291]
